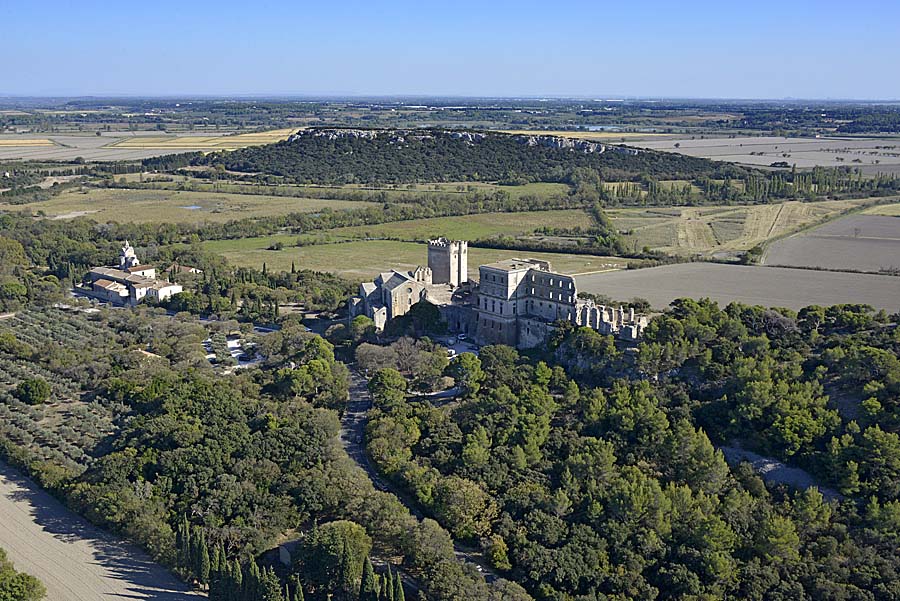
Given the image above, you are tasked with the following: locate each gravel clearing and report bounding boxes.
[720,445,842,501]
[0,461,200,600]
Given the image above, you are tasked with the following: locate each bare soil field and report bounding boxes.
[0,129,294,161]
[763,214,900,273]
[631,136,900,169]
[0,461,199,600]
[576,262,900,311]
[3,187,374,224]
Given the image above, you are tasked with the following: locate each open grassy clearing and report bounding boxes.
[3,187,374,224]
[202,238,628,281]
[328,209,594,240]
[336,180,570,198]
[107,128,296,150]
[863,203,900,216]
[108,179,571,204]
[608,199,874,255]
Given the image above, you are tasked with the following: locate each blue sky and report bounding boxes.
[4,0,899,99]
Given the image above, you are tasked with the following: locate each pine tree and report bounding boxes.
[360,556,377,601]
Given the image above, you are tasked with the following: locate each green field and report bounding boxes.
[203,238,628,281]
[3,188,375,224]
[329,209,594,240]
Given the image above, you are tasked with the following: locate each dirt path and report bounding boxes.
[0,461,201,600]
[340,372,498,583]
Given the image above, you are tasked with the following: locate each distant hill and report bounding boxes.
[154,128,750,184]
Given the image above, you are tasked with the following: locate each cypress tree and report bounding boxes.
[383,569,394,601]
[359,556,377,601]
[290,576,305,601]
[393,569,404,601]
[199,540,211,586]
[246,560,261,601]
[230,558,243,601]
[209,544,221,599]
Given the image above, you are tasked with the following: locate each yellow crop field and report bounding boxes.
[0,139,55,146]
[108,128,296,150]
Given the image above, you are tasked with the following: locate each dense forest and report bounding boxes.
[363,301,900,600]
[160,129,749,184]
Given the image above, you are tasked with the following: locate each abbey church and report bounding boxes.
[350,238,647,348]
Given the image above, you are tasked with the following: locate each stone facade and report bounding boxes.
[350,267,432,331]
[473,257,647,348]
[350,239,468,331]
[350,239,648,347]
[427,238,467,287]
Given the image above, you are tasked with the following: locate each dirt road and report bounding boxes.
[0,461,201,600]
[340,372,498,583]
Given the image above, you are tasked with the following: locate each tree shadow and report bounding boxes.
[0,461,201,600]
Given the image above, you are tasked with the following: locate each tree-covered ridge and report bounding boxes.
[364,302,900,600]
[185,128,749,184]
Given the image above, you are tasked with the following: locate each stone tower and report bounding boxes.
[428,238,468,287]
[119,240,139,270]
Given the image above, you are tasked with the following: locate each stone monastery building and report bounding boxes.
[88,241,183,306]
[351,238,647,348]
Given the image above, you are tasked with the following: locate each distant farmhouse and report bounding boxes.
[350,238,647,348]
[87,241,183,305]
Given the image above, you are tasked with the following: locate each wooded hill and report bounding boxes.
[151,128,750,184]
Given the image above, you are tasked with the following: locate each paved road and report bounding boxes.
[0,461,201,600]
[340,372,498,583]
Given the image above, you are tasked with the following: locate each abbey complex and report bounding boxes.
[350,238,647,348]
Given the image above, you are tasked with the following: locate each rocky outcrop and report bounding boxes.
[287,128,640,155]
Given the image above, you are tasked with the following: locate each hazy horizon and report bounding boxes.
[6,0,900,99]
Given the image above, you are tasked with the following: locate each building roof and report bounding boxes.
[126,264,155,273]
[382,271,421,292]
[94,279,127,292]
[90,266,176,289]
[480,258,545,272]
